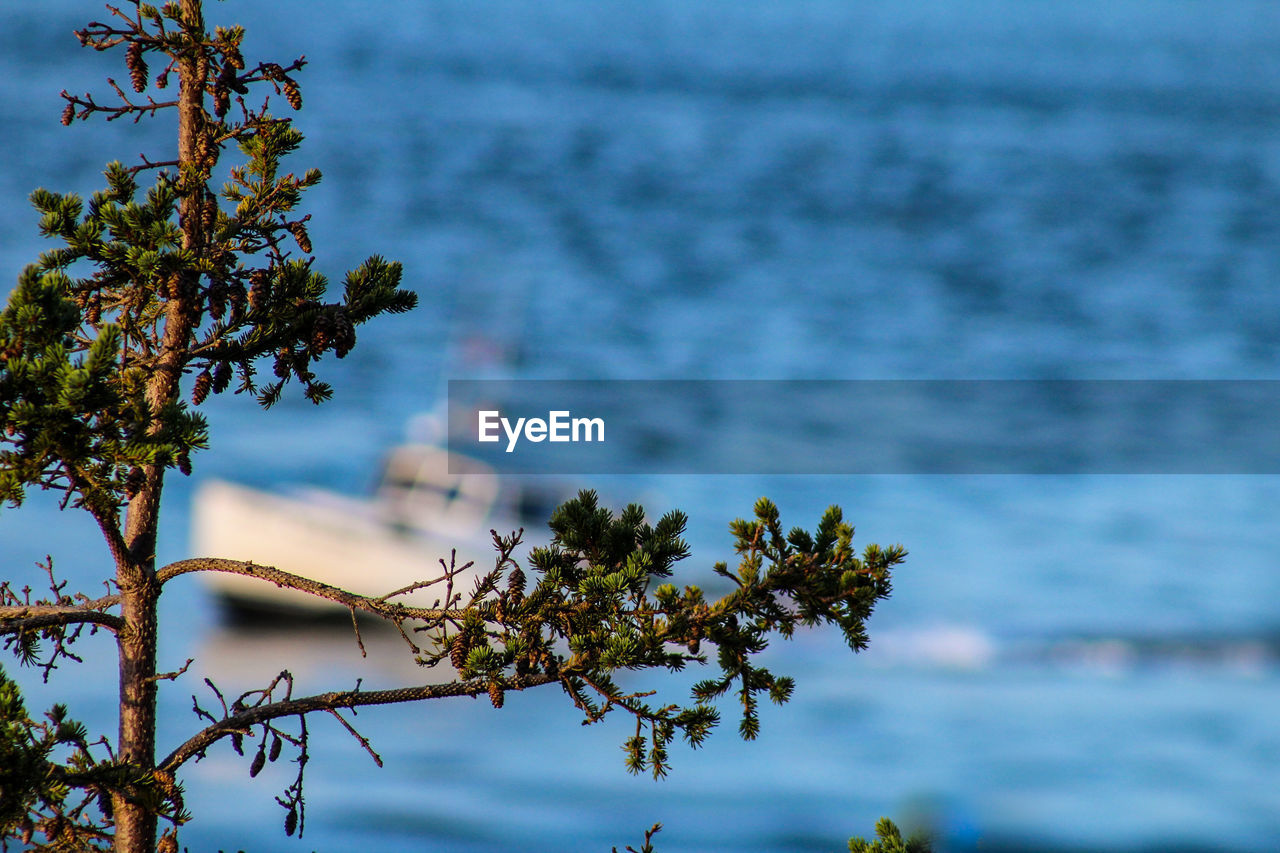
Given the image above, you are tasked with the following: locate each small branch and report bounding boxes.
[0,605,123,634]
[126,154,181,175]
[374,568,460,604]
[148,658,194,683]
[87,503,131,576]
[60,87,179,124]
[159,673,557,772]
[348,606,366,658]
[326,708,381,767]
[158,557,463,623]
[238,57,308,85]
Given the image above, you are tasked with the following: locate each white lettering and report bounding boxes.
[549,410,571,442]
[478,411,501,443]
[501,416,525,453]
[573,416,604,442]
[479,410,606,452]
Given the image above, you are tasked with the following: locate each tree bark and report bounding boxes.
[111,570,160,853]
[113,2,206,849]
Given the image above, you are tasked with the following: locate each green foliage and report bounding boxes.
[0,0,417,516]
[1,1,917,850]
[0,664,187,850]
[847,818,933,853]
[421,490,906,778]
[0,258,208,514]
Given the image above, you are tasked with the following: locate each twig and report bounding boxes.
[374,568,459,603]
[348,606,366,658]
[157,557,464,623]
[148,658,194,683]
[159,672,558,772]
[325,708,382,767]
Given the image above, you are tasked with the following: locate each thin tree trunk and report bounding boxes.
[112,570,160,853]
[113,2,206,849]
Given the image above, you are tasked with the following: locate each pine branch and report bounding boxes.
[156,557,466,623]
[158,673,558,772]
[0,606,124,634]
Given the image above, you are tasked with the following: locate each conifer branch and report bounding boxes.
[0,607,124,634]
[158,673,559,772]
[156,558,465,623]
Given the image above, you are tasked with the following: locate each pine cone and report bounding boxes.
[273,350,292,379]
[507,566,526,596]
[126,42,148,93]
[249,747,266,777]
[248,269,268,309]
[60,102,74,126]
[154,769,179,799]
[213,87,230,119]
[308,312,334,356]
[207,280,226,320]
[289,221,311,254]
[331,311,356,358]
[488,681,505,709]
[449,634,469,671]
[212,361,232,393]
[193,369,212,405]
[283,80,302,111]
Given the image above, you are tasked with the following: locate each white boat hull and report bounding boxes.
[191,479,510,615]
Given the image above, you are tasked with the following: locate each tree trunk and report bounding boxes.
[113,2,206,849]
[112,569,161,853]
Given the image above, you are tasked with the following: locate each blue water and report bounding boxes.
[4,1,1280,850]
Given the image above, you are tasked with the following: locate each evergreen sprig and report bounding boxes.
[420,491,906,779]
[0,664,188,851]
[847,818,933,853]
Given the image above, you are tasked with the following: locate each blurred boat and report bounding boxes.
[191,443,564,620]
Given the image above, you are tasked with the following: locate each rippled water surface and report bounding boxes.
[4,1,1280,850]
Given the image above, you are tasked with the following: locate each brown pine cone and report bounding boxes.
[309,312,334,356]
[331,311,356,358]
[248,269,268,309]
[289,221,311,254]
[192,369,212,405]
[449,634,469,671]
[126,42,148,93]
